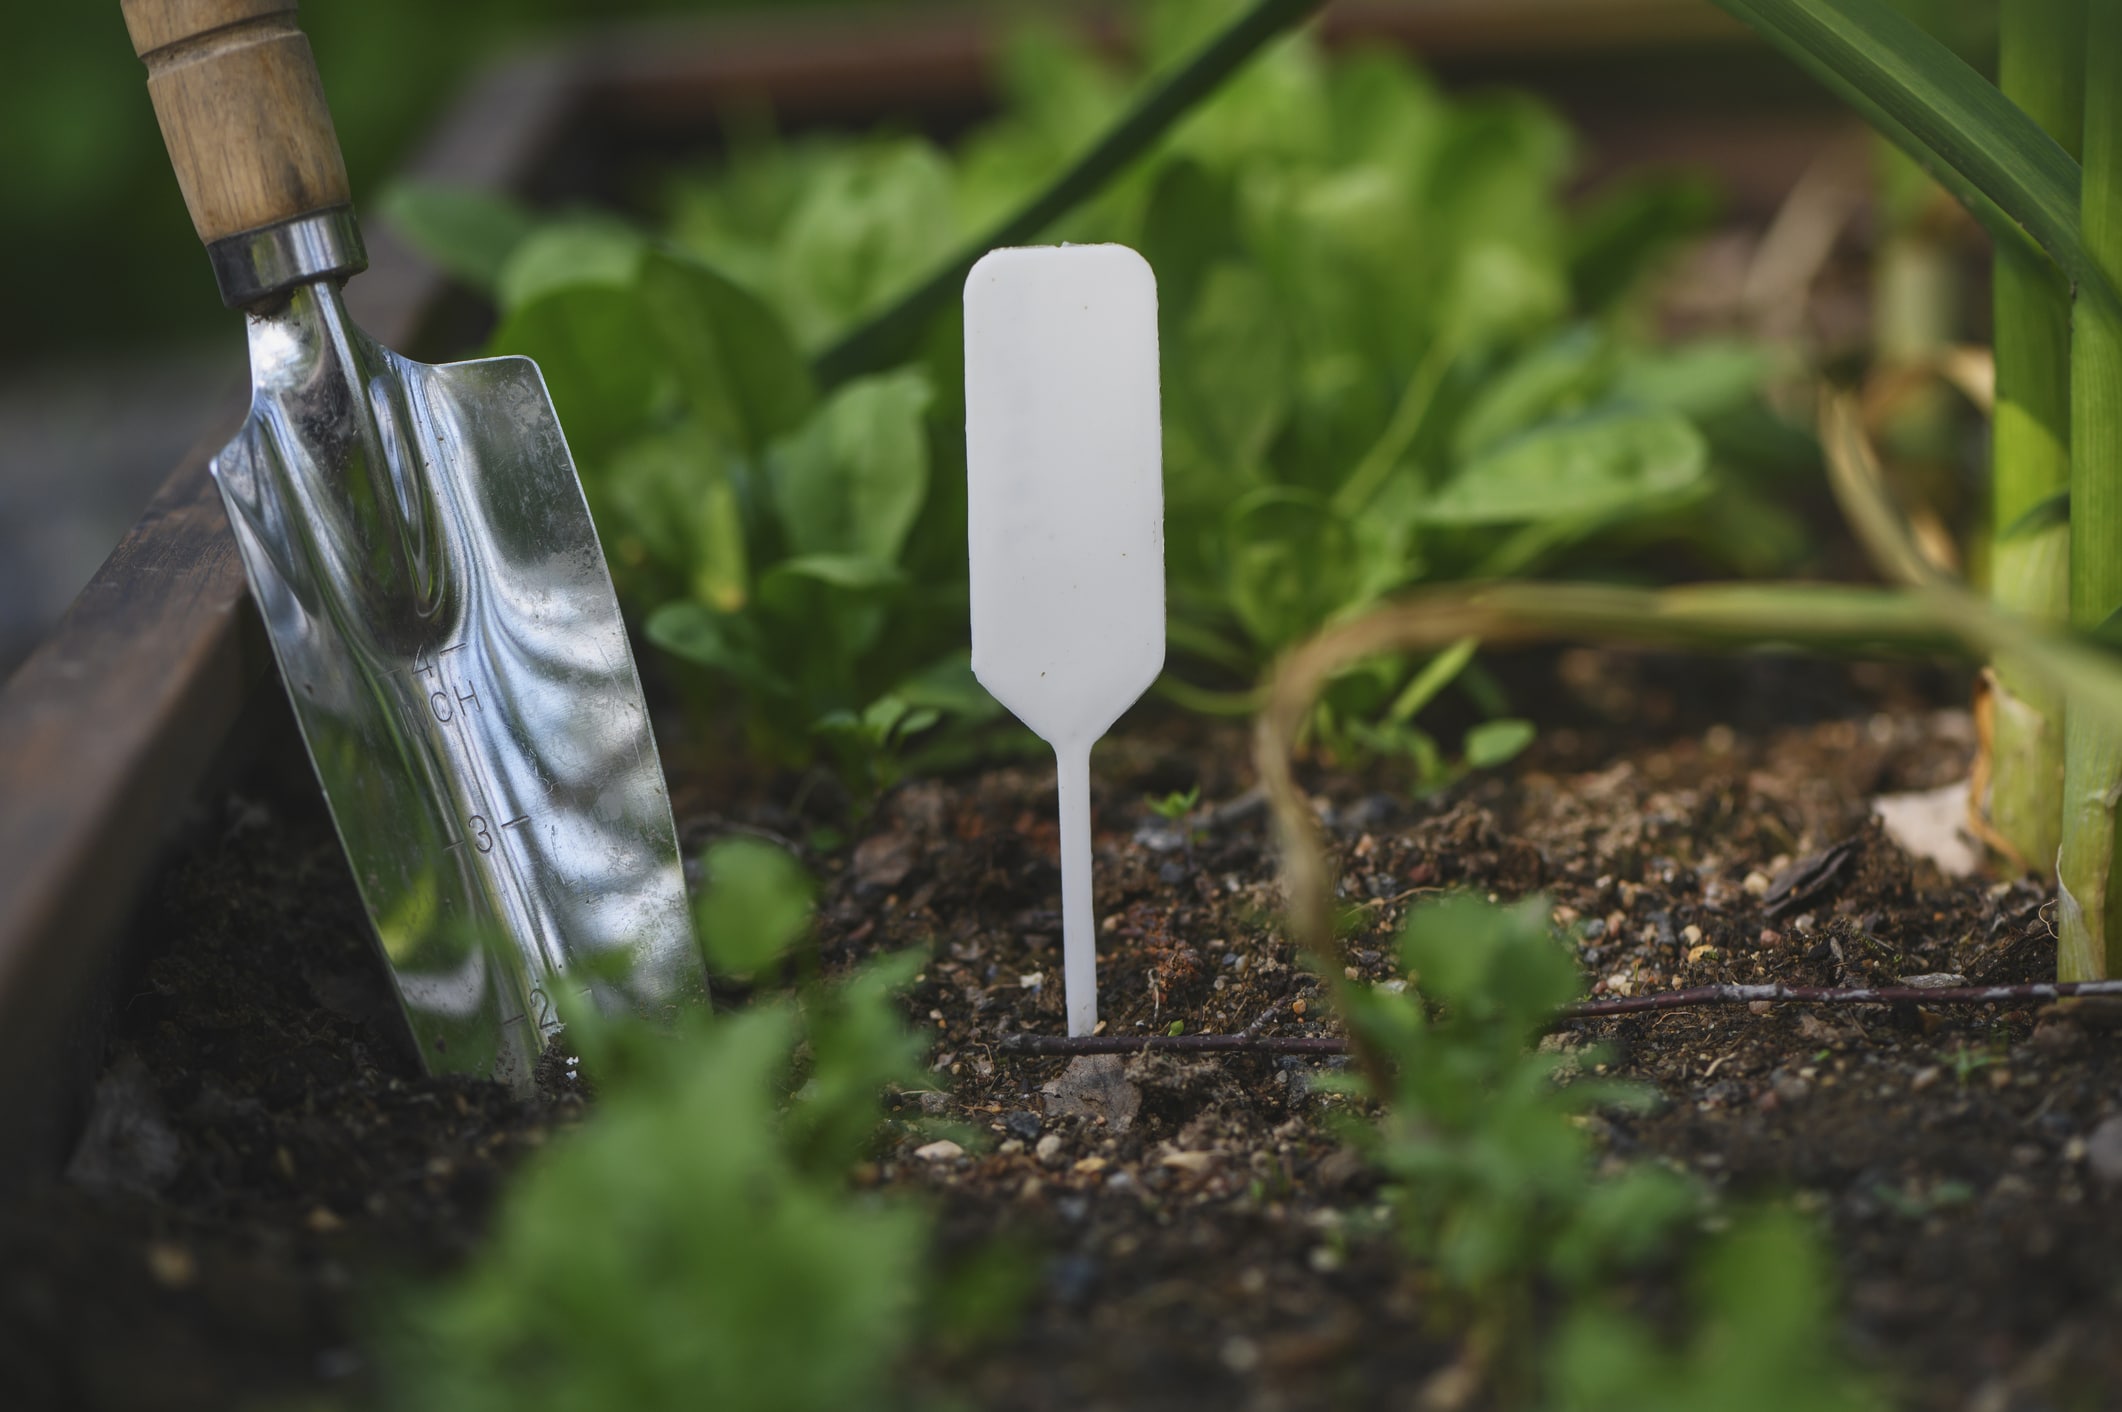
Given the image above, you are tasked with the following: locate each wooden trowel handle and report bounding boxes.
[121,0,351,247]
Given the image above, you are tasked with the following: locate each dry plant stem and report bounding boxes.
[2058,9,2122,980]
[1989,0,2083,874]
[1252,577,1959,1093]
[1815,393,2122,741]
[1001,981,2122,1055]
[1252,552,2122,1073]
[1871,139,1962,547]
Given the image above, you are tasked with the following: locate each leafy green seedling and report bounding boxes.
[695,835,815,978]
[1145,784,1202,821]
[1327,891,1877,1409]
[1464,717,1536,769]
[1546,1209,1884,1412]
[1326,893,1698,1317]
[1946,1043,2003,1086]
[387,843,942,1412]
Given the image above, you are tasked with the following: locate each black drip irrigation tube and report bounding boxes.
[995,979,2122,1057]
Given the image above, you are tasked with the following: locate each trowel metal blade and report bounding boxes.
[211,281,702,1090]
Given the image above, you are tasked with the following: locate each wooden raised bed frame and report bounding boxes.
[0,0,1850,1184]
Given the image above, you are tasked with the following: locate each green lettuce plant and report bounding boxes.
[391,0,1804,794]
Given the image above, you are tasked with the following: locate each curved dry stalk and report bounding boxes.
[1256,456,2122,1040]
[1251,577,1955,1088]
[1818,391,2122,741]
[1252,398,2122,1039]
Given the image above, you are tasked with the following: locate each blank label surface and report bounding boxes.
[964,244,1165,748]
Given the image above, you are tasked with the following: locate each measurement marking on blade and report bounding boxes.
[404,637,563,980]
[415,642,483,724]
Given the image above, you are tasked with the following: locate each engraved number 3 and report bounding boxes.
[468,814,494,853]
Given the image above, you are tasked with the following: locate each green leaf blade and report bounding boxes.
[1423,410,1707,526]
[640,250,818,456]
[1708,0,2115,314]
[694,837,816,977]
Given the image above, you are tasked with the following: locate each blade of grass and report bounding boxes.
[2059,8,2122,980]
[812,0,1326,388]
[1705,0,2117,319]
[1988,0,2082,874]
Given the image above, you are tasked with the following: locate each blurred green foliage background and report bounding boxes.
[3,0,1993,367]
[1,0,896,367]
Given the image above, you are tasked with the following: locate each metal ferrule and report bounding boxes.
[206,206,368,309]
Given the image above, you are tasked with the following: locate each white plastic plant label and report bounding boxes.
[964,244,1165,1036]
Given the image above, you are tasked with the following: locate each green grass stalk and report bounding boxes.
[1988,0,2083,872]
[2058,6,2122,979]
[813,0,1325,388]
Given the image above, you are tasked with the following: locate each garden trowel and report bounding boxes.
[122,0,704,1089]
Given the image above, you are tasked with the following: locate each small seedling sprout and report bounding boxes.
[1145,785,1200,822]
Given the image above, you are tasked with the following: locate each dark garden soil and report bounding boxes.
[7,650,2121,1412]
[0,766,587,1410]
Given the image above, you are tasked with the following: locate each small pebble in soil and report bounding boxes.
[914,1140,964,1162]
[143,1243,196,1290]
[1004,1109,1042,1141]
[2084,1115,2122,1184]
[1035,1133,1065,1166]
[1763,1074,1808,1108]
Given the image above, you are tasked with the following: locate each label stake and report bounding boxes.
[965,244,1165,1036]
